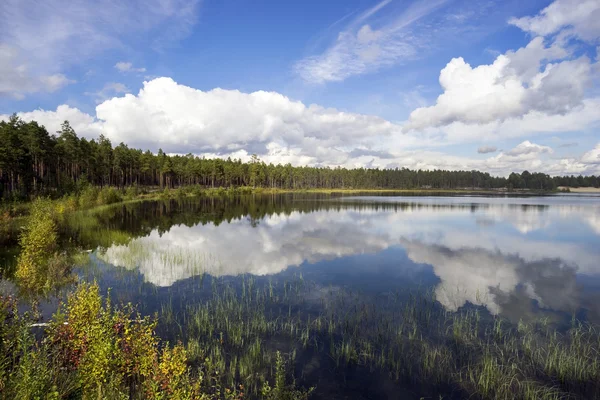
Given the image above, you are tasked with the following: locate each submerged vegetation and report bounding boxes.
[149,275,599,399]
[3,268,599,399]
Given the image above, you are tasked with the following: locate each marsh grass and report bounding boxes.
[150,276,600,399]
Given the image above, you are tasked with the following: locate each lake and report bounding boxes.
[5,193,600,399]
[88,193,600,323]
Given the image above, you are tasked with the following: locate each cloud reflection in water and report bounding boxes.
[98,197,600,318]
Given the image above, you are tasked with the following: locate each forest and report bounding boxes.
[1,114,598,200]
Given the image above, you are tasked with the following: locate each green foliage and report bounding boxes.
[160,187,173,199]
[78,185,100,208]
[0,282,242,399]
[0,294,60,400]
[15,198,72,295]
[125,184,141,200]
[97,187,123,205]
[261,352,314,400]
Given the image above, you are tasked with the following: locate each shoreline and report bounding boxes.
[1,186,565,217]
[557,186,600,193]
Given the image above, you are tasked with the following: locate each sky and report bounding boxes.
[1,0,599,176]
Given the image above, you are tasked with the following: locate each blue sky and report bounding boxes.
[1,0,599,176]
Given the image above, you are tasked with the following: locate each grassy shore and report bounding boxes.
[0,184,559,248]
[558,186,600,193]
[0,184,559,216]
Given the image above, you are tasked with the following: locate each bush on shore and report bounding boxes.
[0,282,246,399]
[15,199,73,295]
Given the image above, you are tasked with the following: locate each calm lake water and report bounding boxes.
[7,193,600,399]
[85,193,600,325]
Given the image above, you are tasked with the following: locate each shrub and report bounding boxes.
[14,199,74,296]
[49,282,197,398]
[78,185,100,208]
[125,185,140,200]
[15,199,60,294]
[97,187,123,205]
[191,185,204,197]
[175,187,187,198]
[0,211,13,246]
[261,351,314,400]
[160,187,172,199]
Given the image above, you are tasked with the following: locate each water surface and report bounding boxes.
[20,193,595,398]
[87,194,600,325]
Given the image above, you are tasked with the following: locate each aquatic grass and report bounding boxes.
[149,276,600,399]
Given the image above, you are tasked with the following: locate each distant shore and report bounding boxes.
[558,186,600,193]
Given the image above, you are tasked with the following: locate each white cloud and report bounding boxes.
[3,77,600,177]
[402,0,600,152]
[0,105,104,137]
[0,0,199,97]
[581,143,600,164]
[295,0,450,83]
[481,141,552,173]
[508,0,600,42]
[429,98,600,145]
[404,41,592,131]
[505,140,552,156]
[115,62,146,73]
[93,77,401,160]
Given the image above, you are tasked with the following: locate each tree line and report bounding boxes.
[1,115,598,199]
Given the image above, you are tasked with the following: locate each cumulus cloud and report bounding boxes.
[93,77,401,160]
[0,105,104,136]
[508,0,600,42]
[348,148,395,159]
[477,146,497,154]
[403,0,599,135]
[404,43,592,130]
[479,141,553,173]
[581,143,600,164]
[0,0,199,97]
[419,98,600,146]
[115,62,146,73]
